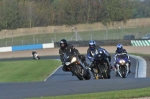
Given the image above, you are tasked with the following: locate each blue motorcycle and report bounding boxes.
[92,49,111,79]
[115,53,130,78]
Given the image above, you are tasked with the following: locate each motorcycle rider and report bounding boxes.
[32,50,37,59]
[87,40,112,78]
[114,44,131,74]
[59,39,89,73]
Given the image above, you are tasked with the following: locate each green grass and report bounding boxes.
[1,26,150,47]
[0,59,61,82]
[27,87,150,99]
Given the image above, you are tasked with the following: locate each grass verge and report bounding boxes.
[27,87,150,99]
[0,59,61,82]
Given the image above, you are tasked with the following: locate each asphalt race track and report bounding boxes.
[0,55,150,99]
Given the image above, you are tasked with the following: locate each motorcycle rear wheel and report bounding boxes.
[83,70,91,80]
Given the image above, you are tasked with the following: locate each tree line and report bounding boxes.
[0,0,149,30]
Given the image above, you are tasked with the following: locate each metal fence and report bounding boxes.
[0,18,150,47]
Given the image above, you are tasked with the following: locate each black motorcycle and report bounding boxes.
[63,52,91,80]
[92,49,111,79]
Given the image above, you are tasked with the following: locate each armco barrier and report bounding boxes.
[0,46,12,52]
[131,40,150,46]
[43,43,54,49]
[0,43,54,52]
[12,44,43,51]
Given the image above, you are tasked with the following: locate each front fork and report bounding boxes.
[116,64,129,77]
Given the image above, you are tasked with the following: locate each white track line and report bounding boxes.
[130,55,147,78]
[134,57,139,78]
[44,65,62,81]
[44,59,62,81]
[136,56,147,78]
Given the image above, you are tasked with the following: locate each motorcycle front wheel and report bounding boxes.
[71,65,83,80]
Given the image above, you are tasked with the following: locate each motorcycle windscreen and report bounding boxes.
[116,54,128,62]
[93,51,107,60]
[63,51,74,62]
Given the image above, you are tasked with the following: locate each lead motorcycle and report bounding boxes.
[92,49,111,79]
[115,53,130,78]
[63,52,91,80]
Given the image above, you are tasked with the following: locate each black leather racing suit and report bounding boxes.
[59,44,88,71]
[32,51,37,59]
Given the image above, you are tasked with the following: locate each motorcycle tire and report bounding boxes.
[71,65,83,80]
[83,70,91,80]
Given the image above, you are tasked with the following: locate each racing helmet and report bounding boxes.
[117,44,123,53]
[89,40,96,50]
[60,39,68,49]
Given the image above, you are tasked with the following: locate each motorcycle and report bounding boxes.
[33,53,40,60]
[115,53,130,78]
[63,52,91,80]
[92,49,111,79]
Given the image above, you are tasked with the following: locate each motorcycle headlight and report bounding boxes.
[71,57,77,63]
[119,59,125,64]
[65,62,71,65]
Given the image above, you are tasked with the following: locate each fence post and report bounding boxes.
[54,29,57,42]
[90,27,93,40]
[37,38,38,44]
[51,38,54,43]
[5,41,7,47]
[91,35,92,40]
[12,32,13,46]
[118,27,121,39]
[22,40,23,45]
[105,26,108,40]
[32,30,35,44]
